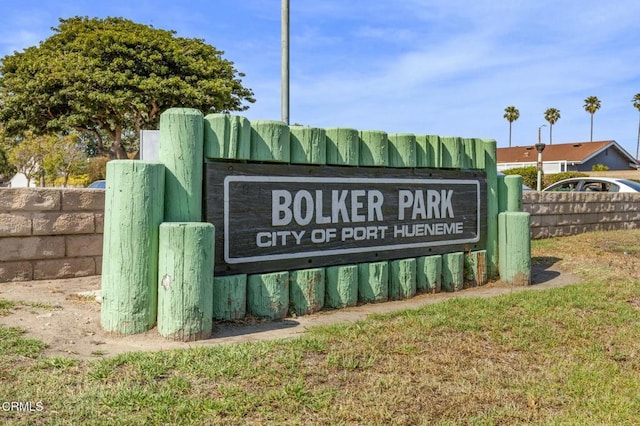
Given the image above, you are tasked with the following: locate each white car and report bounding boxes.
[543,177,640,193]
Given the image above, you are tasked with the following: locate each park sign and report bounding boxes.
[205,162,487,275]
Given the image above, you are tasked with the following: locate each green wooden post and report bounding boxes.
[159,108,204,222]
[473,138,485,170]
[389,258,416,300]
[101,160,165,335]
[440,136,463,169]
[247,272,289,320]
[203,113,251,160]
[290,126,327,165]
[442,252,464,292]
[289,268,325,315]
[464,250,487,288]
[157,222,215,341]
[325,128,359,166]
[326,264,358,308]
[417,255,442,293]
[498,175,524,213]
[388,133,417,167]
[484,139,499,278]
[213,274,247,321]
[250,120,290,162]
[498,212,531,286]
[462,138,476,170]
[359,130,388,166]
[358,261,389,303]
[424,135,442,168]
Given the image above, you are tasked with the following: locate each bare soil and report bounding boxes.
[0,260,578,360]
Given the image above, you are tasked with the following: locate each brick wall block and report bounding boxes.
[33,257,95,280]
[0,236,65,262]
[95,213,104,233]
[0,261,33,282]
[0,213,32,236]
[95,256,102,275]
[66,234,103,257]
[32,212,95,235]
[0,188,60,211]
[61,189,105,211]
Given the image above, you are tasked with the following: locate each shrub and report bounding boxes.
[543,171,588,188]
[87,156,109,183]
[501,166,538,189]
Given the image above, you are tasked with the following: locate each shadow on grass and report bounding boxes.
[212,318,301,339]
[531,256,563,285]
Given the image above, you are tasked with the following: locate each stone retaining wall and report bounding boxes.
[2,187,640,283]
[0,188,104,282]
[523,191,640,239]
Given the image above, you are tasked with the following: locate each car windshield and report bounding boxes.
[618,179,640,191]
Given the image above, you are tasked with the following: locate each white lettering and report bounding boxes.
[351,190,366,222]
[272,190,292,226]
[293,190,313,226]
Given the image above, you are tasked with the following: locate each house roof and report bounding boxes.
[497,140,638,165]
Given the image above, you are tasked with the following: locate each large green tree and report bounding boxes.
[633,93,640,161]
[543,107,561,145]
[503,106,519,147]
[583,96,601,142]
[0,17,255,158]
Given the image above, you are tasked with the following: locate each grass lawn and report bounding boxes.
[1,230,639,424]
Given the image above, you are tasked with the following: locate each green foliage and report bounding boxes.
[86,156,109,183]
[0,16,255,158]
[42,133,88,187]
[543,171,589,188]
[591,163,609,171]
[8,132,46,184]
[502,166,538,189]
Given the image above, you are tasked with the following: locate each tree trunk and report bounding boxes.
[509,122,512,147]
[636,112,640,161]
[549,125,553,145]
[590,114,594,142]
[110,125,128,159]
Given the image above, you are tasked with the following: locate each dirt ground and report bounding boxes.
[0,260,579,360]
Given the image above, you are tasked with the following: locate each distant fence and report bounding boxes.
[0,188,104,282]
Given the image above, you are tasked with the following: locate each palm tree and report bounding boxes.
[633,94,640,161]
[503,106,520,147]
[543,108,561,145]
[583,96,601,142]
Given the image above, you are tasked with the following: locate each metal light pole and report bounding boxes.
[535,125,547,191]
[281,0,290,125]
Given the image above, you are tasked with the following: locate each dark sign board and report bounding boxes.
[204,162,487,275]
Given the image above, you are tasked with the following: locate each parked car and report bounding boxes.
[88,180,106,189]
[542,177,640,193]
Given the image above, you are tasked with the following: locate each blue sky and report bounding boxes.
[2,0,640,157]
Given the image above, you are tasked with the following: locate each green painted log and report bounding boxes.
[388,133,417,168]
[203,113,251,160]
[101,160,165,335]
[498,212,531,286]
[212,274,247,321]
[424,135,442,168]
[359,130,388,166]
[247,272,289,319]
[442,252,464,292]
[157,222,215,341]
[473,138,486,169]
[417,255,442,293]
[440,136,463,169]
[289,268,325,315]
[290,126,327,165]
[464,250,487,288]
[389,258,416,300]
[159,108,204,222]
[498,174,524,213]
[462,138,476,170]
[250,120,290,162]
[357,261,388,303]
[484,139,499,278]
[325,264,358,308]
[325,128,359,166]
